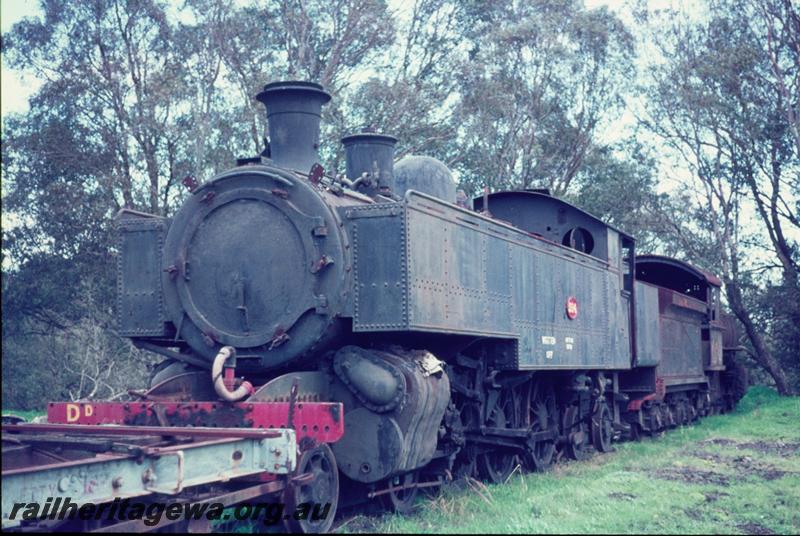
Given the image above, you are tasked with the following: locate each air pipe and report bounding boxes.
[212,346,254,402]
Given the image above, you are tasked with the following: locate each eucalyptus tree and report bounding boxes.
[1,0,401,408]
[567,139,665,251]
[3,0,188,215]
[450,0,636,197]
[641,0,799,394]
[343,0,462,162]
[185,0,396,165]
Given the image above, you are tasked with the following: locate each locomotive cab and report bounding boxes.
[472,190,635,266]
[635,255,725,372]
[473,190,638,364]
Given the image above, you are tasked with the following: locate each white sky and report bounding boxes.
[1,0,43,121]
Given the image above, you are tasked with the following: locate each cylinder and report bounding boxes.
[255,81,331,172]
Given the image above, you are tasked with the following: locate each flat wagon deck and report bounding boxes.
[2,399,344,532]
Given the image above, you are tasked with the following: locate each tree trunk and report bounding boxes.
[726,282,793,395]
[144,148,160,215]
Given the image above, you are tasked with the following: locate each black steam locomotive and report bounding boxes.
[116,81,744,523]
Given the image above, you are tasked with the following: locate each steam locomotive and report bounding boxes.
[115,81,744,527]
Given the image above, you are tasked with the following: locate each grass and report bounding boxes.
[340,387,800,534]
[1,409,45,421]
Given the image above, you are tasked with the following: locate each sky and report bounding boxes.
[1,0,43,121]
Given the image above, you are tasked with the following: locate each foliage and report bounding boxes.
[1,0,798,408]
[567,139,666,250]
[451,0,636,197]
[639,0,800,394]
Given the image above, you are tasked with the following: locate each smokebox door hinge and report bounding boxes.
[313,217,328,237]
[310,255,334,274]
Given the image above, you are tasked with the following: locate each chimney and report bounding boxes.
[341,128,398,196]
[256,81,331,171]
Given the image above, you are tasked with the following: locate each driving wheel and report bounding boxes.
[477,389,518,483]
[591,402,614,453]
[283,443,339,533]
[527,382,557,470]
[563,405,592,460]
[380,471,420,514]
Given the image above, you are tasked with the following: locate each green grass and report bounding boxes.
[341,387,800,534]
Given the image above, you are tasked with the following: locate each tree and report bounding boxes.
[3,0,184,214]
[568,138,665,251]
[760,0,800,158]
[450,0,636,197]
[641,0,799,394]
[342,0,461,161]
[180,0,398,169]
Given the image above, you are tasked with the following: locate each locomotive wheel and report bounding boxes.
[657,402,670,431]
[149,359,193,387]
[454,404,481,479]
[380,471,419,514]
[591,402,613,453]
[283,444,339,533]
[699,396,707,419]
[527,383,557,470]
[674,403,686,426]
[648,405,662,435]
[453,450,477,480]
[688,402,698,422]
[665,405,677,427]
[628,421,642,442]
[679,402,690,426]
[478,391,517,484]
[563,405,592,460]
